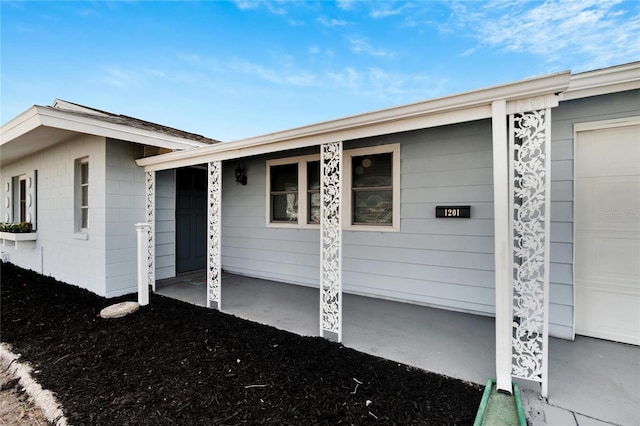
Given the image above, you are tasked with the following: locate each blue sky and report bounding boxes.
[2,1,638,141]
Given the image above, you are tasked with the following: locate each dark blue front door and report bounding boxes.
[176,167,207,273]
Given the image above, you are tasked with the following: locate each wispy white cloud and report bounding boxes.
[317,16,348,27]
[446,0,640,70]
[227,58,318,87]
[233,1,258,11]
[369,4,406,18]
[326,66,446,102]
[459,46,479,57]
[348,36,395,57]
[336,0,355,11]
[102,67,139,88]
[233,0,287,15]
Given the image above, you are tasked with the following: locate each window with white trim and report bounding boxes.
[18,175,27,222]
[6,172,37,227]
[75,157,89,231]
[266,144,400,231]
[266,154,320,227]
[344,144,400,231]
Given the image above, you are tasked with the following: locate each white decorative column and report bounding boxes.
[145,171,156,291]
[492,100,513,394]
[320,141,343,342]
[510,108,552,398]
[135,223,151,306]
[207,161,222,310]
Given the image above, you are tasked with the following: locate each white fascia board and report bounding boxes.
[51,99,111,116]
[562,61,640,101]
[1,105,209,151]
[139,70,571,172]
[36,107,210,150]
[0,106,42,145]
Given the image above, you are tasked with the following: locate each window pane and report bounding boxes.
[352,153,392,188]
[308,192,320,224]
[271,164,298,192]
[272,193,298,222]
[81,163,89,184]
[307,161,320,190]
[19,179,27,222]
[353,190,392,224]
[81,208,88,229]
[81,186,89,206]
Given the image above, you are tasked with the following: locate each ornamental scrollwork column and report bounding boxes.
[207,161,222,309]
[145,171,156,291]
[510,108,551,397]
[320,141,343,342]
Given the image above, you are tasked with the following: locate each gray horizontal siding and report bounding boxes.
[220,120,499,317]
[341,120,496,316]
[216,90,639,341]
[155,169,175,280]
[221,160,320,286]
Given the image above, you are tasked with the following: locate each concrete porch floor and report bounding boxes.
[156,272,639,426]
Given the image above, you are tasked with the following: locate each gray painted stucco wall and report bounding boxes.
[104,139,147,297]
[1,136,150,298]
[0,134,108,295]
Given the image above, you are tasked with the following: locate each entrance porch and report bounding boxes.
[157,272,639,426]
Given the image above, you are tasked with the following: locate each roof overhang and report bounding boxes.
[138,70,572,172]
[0,105,211,167]
[562,61,640,101]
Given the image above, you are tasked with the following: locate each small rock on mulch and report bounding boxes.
[99,301,140,318]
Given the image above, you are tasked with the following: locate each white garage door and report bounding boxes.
[574,119,640,345]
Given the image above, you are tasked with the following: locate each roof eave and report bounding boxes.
[1,105,211,152]
[563,61,640,101]
[138,70,572,171]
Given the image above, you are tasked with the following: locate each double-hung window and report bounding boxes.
[269,163,299,223]
[18,175,27,222]
[5,172,37,227]
[267,155,320,227]
[344,144,400,231]
[266,144,400,231]
[75,157,89,232]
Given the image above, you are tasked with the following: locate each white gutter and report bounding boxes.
[138,70,571,172]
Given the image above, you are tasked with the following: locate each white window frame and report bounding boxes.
[16,175,28,223]
[75,157,90,234]
[266,154,320,229]
[7,172,36,227]
[343,144,401,232]
[265,143,400,232]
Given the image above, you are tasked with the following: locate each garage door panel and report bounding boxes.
[575,234,640,285]
[575,286,640,346]
[575,122,639,345]
[576,178,640,231]
[576,126,639,177]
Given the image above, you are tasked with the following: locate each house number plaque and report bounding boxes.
[435,206,471,218]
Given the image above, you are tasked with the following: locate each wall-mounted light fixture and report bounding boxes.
[234,164,247,185]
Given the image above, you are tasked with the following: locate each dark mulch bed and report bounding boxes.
[1,262,482,425]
